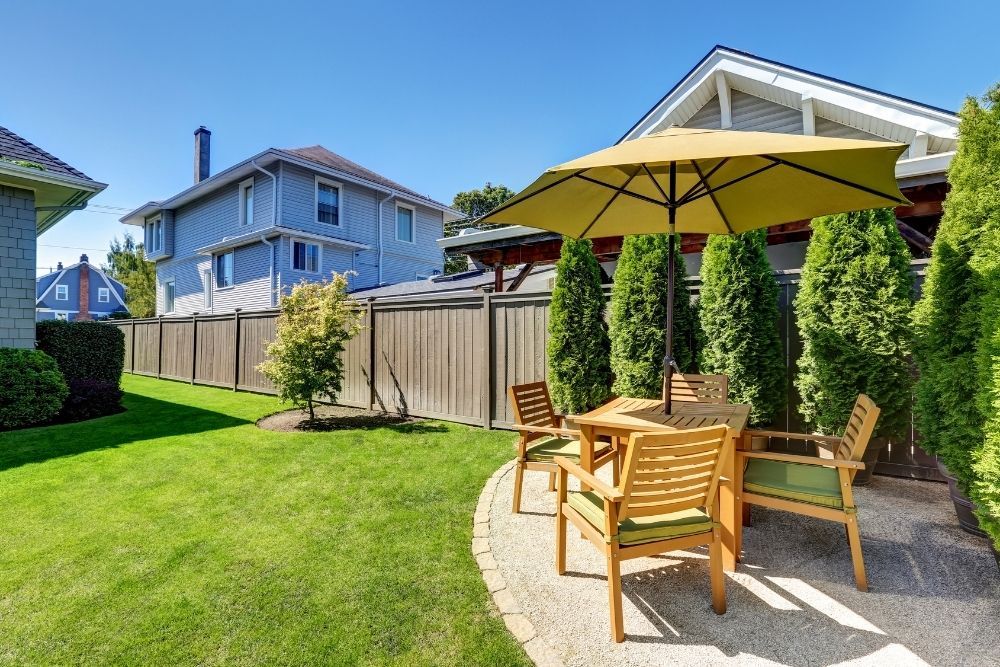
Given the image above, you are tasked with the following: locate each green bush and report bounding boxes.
[546,237,613,413]
[0,348,68,430]
[698,229,786,427]
[36,320,125,420]
[610,234,699,399]
[914,88,1000,493]
[794,208,913,440]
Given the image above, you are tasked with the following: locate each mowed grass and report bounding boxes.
[0,375,528,666]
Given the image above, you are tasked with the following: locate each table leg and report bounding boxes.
[579,423,595,493]
[720,433,737,571]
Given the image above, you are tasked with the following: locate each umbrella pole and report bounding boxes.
[663,161,677,414]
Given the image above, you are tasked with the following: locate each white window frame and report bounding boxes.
[147,216,163,254]
[55,312,69,321]
[163,279,176,314]
[314,176,343,227]
[203,268,213,309]
[97,287,110,303]
[395,203,416,243]
[290,238,322,274]
[215,251,235,290]
[238,177,254,227]
[55,284,68,301]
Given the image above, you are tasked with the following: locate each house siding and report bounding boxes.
[0,186,36,348]
[730,90,803,134]
[684,95,722,129]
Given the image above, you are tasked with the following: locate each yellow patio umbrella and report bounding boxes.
[480,126,909,412]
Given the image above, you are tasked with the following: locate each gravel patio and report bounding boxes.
[484,464,1000,666]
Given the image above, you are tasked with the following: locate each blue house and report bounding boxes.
[119,128,461,316]
[36,254,128,321]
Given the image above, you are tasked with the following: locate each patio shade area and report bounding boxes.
[486,463,1000,666]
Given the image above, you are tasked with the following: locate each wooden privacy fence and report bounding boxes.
[110,260,937,480]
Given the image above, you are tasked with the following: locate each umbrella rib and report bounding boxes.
[573,173,670,209]
[577,168,641,238]
[479,169,587,221]
[691,160,735,234]
[641,163,671,205]
[678,157,730,205]
[761,155,909,204]
[681,160,782,206]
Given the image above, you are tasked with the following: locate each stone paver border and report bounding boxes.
[473,460,565,667]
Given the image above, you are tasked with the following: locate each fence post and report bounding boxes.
[156,315,163,379]
[482,291,492,429]
[232,309,241,391]
[367,298,376,411]
[129,319,136,374]
[190,314,198,384]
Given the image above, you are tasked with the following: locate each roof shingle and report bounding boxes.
[0,125,95,181]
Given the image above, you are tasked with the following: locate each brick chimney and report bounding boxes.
[56,261,63,270]
[194,126,211,183]
[77,254,91,321]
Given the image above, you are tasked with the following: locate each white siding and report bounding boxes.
[730,91,803,134]
[814,116,884,141]
[684,95,722,129]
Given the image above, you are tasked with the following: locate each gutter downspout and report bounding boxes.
[252,160,279,307]
[260,236,275,307]
[376,190,394,285]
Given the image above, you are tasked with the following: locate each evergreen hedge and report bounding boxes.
[0,348,68,430]
[794,208,913,440]
[698,229,786,427]
[610,234,699,399]
[36,320,125,421]
[546,237,613,413]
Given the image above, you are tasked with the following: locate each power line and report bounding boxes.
[38,243,108,252]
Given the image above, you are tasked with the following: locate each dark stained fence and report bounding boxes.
[110,260,937,480]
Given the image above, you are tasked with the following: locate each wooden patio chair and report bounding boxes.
[554,424,732,642]
[508,382,617,514]
[735,394,881,591]
[670,373,729,404]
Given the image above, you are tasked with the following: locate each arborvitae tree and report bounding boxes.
[546,237,613,413]
[795,208,913,439]
[698,229,786,427]
[915,88,1000,493]
[610,234,699,399]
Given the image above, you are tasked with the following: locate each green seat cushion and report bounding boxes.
[743,458,843,509]
[567,491,714,545]
[525,437,581,462]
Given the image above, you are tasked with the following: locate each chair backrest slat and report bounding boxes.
[508,382,559,444]
[837,394,880,470]
[670,374,729,405]
[618,425,731,522]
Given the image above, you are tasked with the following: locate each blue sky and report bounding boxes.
[6,0,997,274]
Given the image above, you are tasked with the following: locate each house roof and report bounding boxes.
[0,126,96,181]
[285,146,437,205]
[350,265,556,299]
[36,257,127,309]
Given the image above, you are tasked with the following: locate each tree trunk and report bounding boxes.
[308,398,315,421]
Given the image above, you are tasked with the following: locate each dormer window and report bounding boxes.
[239,178,254,226]
[56,284,68,300]
[316,177,341,226]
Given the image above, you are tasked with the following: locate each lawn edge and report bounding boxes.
[473,459,565,667]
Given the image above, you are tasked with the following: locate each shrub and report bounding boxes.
[794,208,913,440]
[546,237,613,413]
[610,234,699,399]
[258,273,363,420]
[914,88,1000,493]
[0,348,68,430]
[36,320,126,420]
[698,229,786,427]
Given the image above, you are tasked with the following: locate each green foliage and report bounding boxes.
[915,88,1000,493]
[610,234,699,399]
[794,209,913,439]
[0,156,45,170]
[105,233,155,318]
[445,183,516,274]
[0,348,68,430]
[36,320,126,421]
[698,230,786,426]
[258,273,362,420]
[546,237,612,413]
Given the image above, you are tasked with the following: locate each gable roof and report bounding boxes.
[285,146,435,204]
[0,126,96,181]
[36,258,127,309]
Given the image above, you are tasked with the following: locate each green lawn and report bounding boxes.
[0,375,528,666]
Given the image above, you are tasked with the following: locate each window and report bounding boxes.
[316,177,341,226]
[239,178,254,226]
[55,284,68,300]
[98,287,110,303]
[292,240,321,273]
[396,204,415,243]
[55,312,68,321]
[215,251,234,289]
[147,217,162,253]
[164,280,175,314]
[203,269,213,309]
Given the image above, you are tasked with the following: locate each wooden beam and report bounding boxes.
[801,95,815,136]
[493,263,504,293]
[896,200,942,219]
[507,262,536,292]
[909,132,929,158]
[715,71,732,129]
[896,219,933,253]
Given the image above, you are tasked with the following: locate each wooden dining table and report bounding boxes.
[573,397,751,571]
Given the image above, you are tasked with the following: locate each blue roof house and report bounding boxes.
[36,254,128,321]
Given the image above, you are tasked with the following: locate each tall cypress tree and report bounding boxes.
[698,229,786,427]
[610,234,699,399]
[795,208,913,439]
[546,237,613,413]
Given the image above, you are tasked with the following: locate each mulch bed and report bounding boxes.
[256,405,420,432]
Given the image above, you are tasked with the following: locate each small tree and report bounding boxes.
[258,273,362,420]
[699,229,786,427]
[547,237,613,413]
[446,183,516,274]
[105,233,156,318]
[610,234,699,399]
[795,208,913,439]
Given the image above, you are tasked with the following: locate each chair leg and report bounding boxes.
[556,506,567,575]
[612,450,620,486]
[709,528,727,614]
[734,504,744,564]
[512,462,524,514]
[606,549,624,642]
[548,471,556,492]
[845,514,868,592]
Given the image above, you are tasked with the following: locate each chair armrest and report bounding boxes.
[738,450,864,470]
[554,456,624,501]
[744,429,841,445]
[512,424,581,438]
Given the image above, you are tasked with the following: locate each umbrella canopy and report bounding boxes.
[481,127,909,411]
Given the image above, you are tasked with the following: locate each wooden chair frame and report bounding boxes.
[508,382,617,514]
[734,394,880,591]
[670,373,729,405]
[555,425,732,642]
